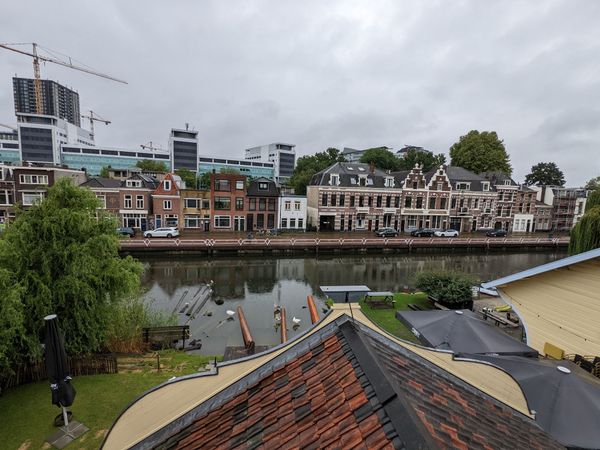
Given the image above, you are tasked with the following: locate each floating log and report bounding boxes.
[307,295,319,324]
[237,306,255,351]
[172,289,189,314]
[280,307,288,344]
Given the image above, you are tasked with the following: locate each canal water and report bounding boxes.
[139,251,567,356]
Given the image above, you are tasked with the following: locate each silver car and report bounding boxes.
[434,229,459,237]
[143,227,180,238]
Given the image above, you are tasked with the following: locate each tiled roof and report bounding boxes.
[480,171,517,186]
[80,177,122,189]
[247,177,280,197]
[310,162,395,188]
[131,317,563,450]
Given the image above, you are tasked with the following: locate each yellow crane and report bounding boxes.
[0,42,127,115]
[81,110,110,140]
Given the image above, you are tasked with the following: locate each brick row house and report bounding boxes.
[307,162,576,233]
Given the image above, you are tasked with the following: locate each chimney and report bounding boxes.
[369,161,375,173]
[185,122,189,131]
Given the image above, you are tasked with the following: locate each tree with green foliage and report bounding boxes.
[99,166,110,178]
[359,147,400,171]
[449,130,512,175]
[135,160,168,173]
[524,162,565,186]
[175,168,197,189]
[289,148,346,195]
[416,271,476,308]
[198,172,211,189]
[587,189,600,210]
[397,148,447,172]
[0,178,142,374]
[585,176,600,191]
[569,206,600,255]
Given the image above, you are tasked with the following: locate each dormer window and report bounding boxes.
[384,177,394,187]
[359,177,366,186]
[259,182,268,190]
[482,181,490,191]
[456,182,470,191]
[126,179,142,188]
[504,179,511,185]
[350,177,357,185]
[164,180,171,191]
[366,178,374,186]
[330,174,339,186]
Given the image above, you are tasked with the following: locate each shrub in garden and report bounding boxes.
[416,271,476,308]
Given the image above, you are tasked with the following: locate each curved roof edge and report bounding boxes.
[481,248,600,289]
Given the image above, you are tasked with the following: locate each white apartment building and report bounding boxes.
[278,195,307,230]
[245,143,296,184]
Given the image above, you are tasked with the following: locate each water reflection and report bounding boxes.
[140,251,566,355]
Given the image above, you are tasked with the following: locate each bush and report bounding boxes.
[105,296,177,354]
[416,271,476,308]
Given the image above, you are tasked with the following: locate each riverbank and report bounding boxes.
[121,234,568,255]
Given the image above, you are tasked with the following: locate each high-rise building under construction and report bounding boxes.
[13,77,81,126]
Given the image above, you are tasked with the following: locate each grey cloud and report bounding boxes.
[1,0,599,184]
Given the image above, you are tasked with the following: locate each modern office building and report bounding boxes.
[169,127,199,171]
[198,156,275,180]
[245,142,295,183]
[61,145,171,175]
[0,129,20,164]
[13,77,81,126]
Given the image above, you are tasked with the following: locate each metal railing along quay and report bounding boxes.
[119,236,569,253]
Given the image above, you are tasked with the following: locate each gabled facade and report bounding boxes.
[119,174,158,230]
[180,188,211,231]
[246,177,279,230]
[210,173,247,232]
[446,167,496,232]
[151,173,184,228]
[79,177,121,215]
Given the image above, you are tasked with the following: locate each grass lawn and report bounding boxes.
[0,350,218,450]
[359,292,432,343]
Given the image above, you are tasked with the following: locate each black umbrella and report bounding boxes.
[464,354,600,449]
[44,315,76,413]
[396,309,538,357]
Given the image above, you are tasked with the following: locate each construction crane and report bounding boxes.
[0,42,127,115]
[81,110,110,140]
[140,141,163,152]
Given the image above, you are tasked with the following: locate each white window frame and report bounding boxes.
[281,218,288,228]
[164,180,172,191]
[330,174,339,186]
[184,214,202,228]
[235,180,244,190]
[126,179,142,188]
[298,218,304,228]
[96,195,107,209]
[136,195,144,209]
[284,201,291,211]
[124,194,132,209]
[184,198,199,209]
[294,201,301,211]
[214,215,231,228]
[482,181,490,191]
[19,174,48,185]
[290,218,296,228]
[163,200,172,210]
[22,192,44,206]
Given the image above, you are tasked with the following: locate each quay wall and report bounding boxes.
[120,236,569,256]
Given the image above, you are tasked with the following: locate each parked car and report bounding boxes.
[375,227,399,237]
[144,227,180,238]
[434,229,459,237]
[486,229,507,237]
[411,228,435,237]
[117,227,135,238]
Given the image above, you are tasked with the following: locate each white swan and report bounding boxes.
[292,317,301,324]
[226,310,236,317]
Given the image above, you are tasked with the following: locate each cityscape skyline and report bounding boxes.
[1,0,599,186]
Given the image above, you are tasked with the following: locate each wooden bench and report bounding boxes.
[364,292,396,309]
[481,310,519,328]
[142,325,190,349]
[408,304,424,311]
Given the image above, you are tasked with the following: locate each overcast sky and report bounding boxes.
[1,0,599,185]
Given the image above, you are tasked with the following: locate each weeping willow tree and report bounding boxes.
[0,178,142,378]
[569,206,600,255]
[587,189,600,210]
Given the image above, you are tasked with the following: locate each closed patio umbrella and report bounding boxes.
[44,314,76,411]
[396,309,538,357]
[44,314,87,448]
[464,354,600,449]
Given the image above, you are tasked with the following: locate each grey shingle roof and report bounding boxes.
[80,177,122,189]
[247,177,279,196]
[310,162,394,188]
